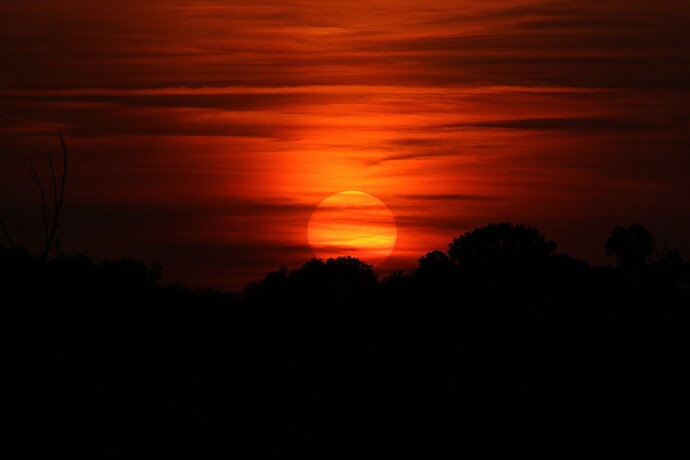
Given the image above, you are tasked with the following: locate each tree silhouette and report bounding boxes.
[604,224,654,270]
[417,249,453,274]
[24,133,68,260]
[447,222,557,275]
[409,249,456,297]
[2,219,690,458]
[242,256,379,307]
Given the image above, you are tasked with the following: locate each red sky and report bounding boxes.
[1,0,689,291]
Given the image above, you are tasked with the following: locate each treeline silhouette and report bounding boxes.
[2,222,689,458]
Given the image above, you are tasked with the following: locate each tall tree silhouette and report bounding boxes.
[604,224,654,270]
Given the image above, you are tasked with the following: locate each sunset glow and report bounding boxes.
[308,191,397,265]
[1,0,688,290]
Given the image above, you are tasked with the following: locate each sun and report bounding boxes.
[307,191,397,266]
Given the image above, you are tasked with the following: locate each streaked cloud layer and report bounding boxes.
[1,1,688,290]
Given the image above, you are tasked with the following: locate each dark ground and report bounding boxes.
[2,223,689,458]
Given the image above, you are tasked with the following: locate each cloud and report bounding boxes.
[401,193,499,202]
[3,0,688,90]
[439,117,665,132]
[366,150,459,165]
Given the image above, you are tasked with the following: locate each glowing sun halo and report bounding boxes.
[307,191,397,266]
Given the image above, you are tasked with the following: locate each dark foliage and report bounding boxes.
[604,223,655,270]
[1,223,689,458]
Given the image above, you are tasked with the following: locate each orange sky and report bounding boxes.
[1,0,689,291]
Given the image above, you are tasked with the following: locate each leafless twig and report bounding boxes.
[0,214,14,247]
[42,133,68,259]
[26,133,68,261]
[25,157,49,246]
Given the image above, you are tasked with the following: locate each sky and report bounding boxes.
[1,0,689,292]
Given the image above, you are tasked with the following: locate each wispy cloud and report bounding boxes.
[401,193,499,202]
[440,117,665,132]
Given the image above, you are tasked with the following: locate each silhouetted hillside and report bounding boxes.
[1,223,689,458]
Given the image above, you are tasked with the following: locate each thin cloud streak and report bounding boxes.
[440,117,666,132]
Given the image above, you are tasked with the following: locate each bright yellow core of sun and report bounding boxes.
[308,191,397,266]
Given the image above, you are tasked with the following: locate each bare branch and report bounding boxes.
[49,155,58,210]
[26,157,49,245]
[59,133,68,207]
[24,133,69,260]
[40,133,68,260]
[0,214,14,247]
